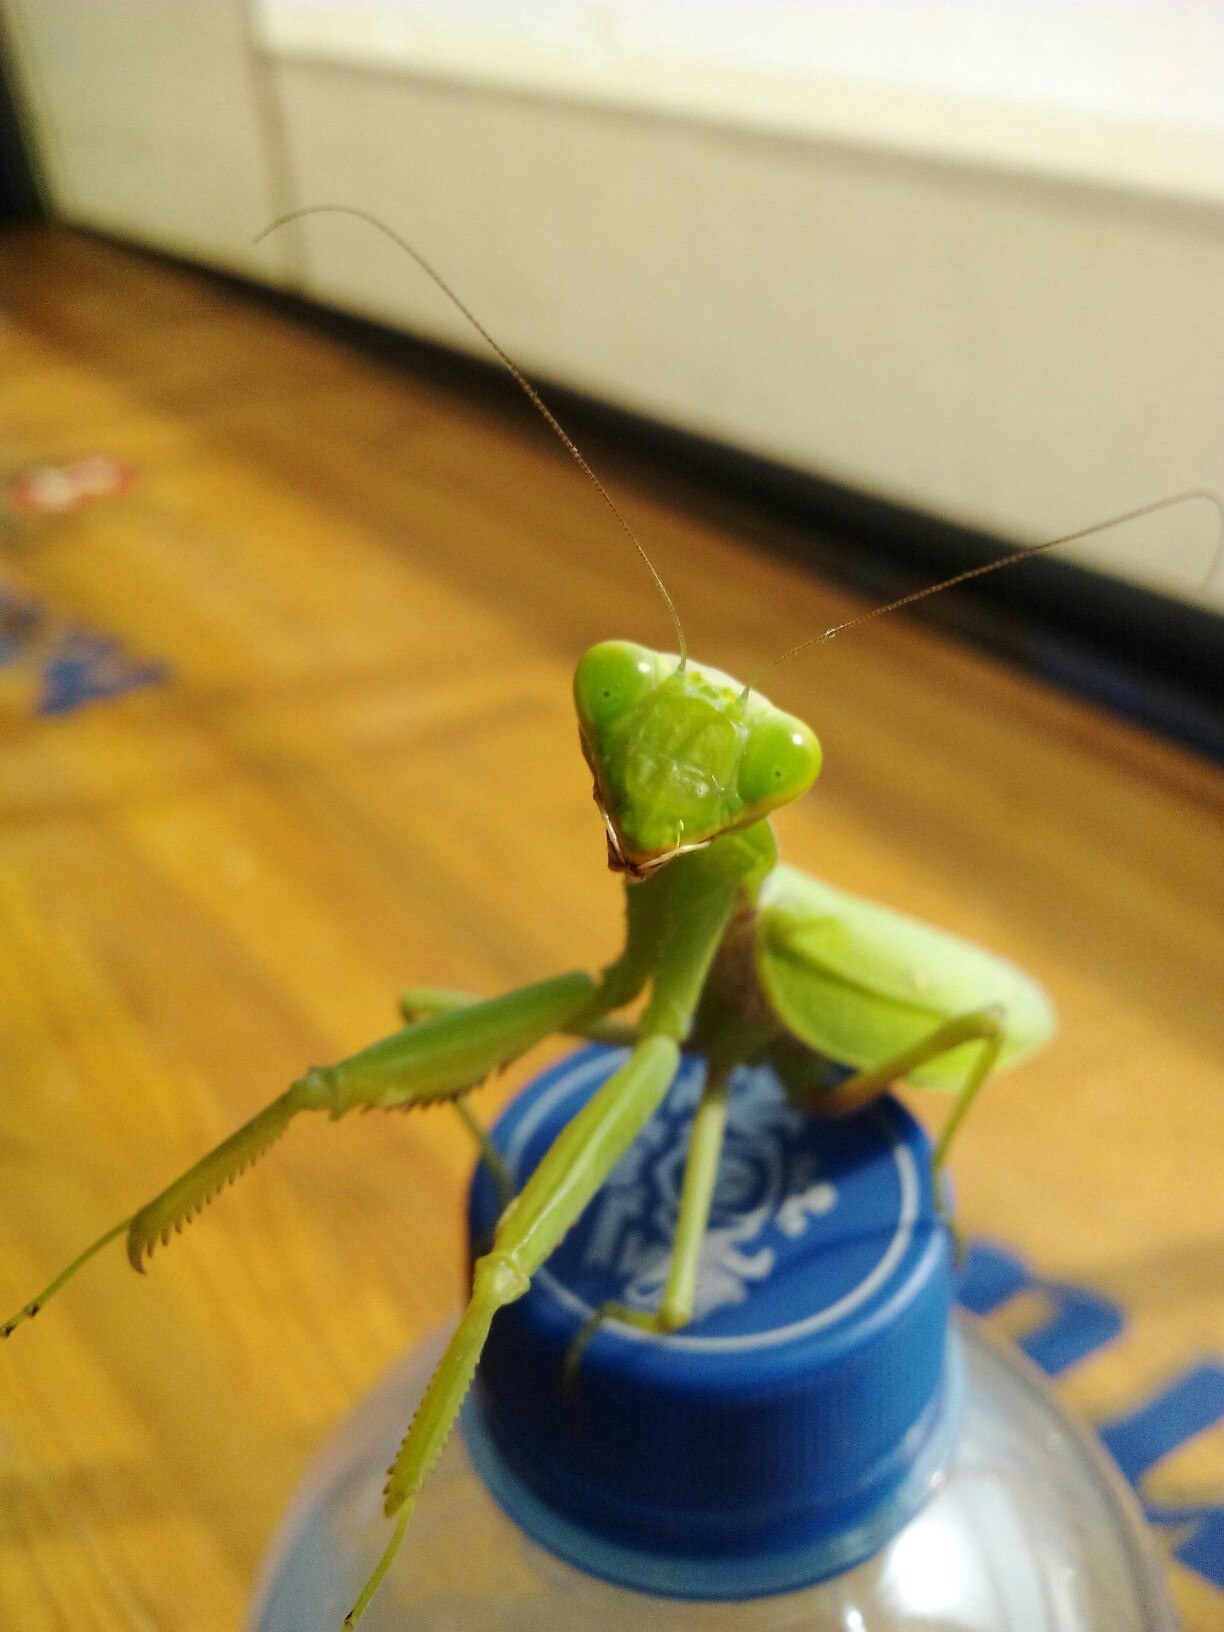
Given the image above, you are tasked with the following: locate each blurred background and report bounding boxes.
[0,6,1221,1631]
[2,0,1223,743]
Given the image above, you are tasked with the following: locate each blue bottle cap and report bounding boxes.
[464,1046,959,1600]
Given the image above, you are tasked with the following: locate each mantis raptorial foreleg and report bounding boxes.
[346,1032,683,1626]
[1,971,606,1337]
[344,834,762,1626]
[414,978,648,1216]
[563,1059,732,1388]
[402,986,640,1047]
[2,863,680,1338]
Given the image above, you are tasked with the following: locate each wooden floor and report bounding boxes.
[0,225,1220,1630]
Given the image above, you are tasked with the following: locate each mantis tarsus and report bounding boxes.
[4,207,1221,1630]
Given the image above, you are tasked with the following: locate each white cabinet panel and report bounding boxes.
[6,0,1222,610]
[269,58,1224,610]
[4,0,293,277]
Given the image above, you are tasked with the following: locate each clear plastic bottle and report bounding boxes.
[251,1048,1177,1632]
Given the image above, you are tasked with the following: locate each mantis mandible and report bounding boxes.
[4,208,1221,1630]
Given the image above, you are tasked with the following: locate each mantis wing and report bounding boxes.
[755,864,1055,1089]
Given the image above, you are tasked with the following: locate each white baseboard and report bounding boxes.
[264,46,1224,611]
[7,0,1224,611]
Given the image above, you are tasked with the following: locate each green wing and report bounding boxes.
[755,864,1055,1088]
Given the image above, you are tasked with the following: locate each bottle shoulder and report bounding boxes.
[252,1314,1175,1632]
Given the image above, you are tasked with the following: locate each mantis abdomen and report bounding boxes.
[755,863,1056,1089]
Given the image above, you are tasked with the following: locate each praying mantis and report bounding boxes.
[3,208,1220,1630]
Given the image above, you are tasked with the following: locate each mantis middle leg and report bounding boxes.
[563,1007,1007,1382]
[783,1007,1004,1257]
[562,1059,732,1387]
[449,1097,515,1216]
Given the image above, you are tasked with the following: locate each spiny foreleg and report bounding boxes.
[401,985,638,1047]
[344,829,763,1627]
[346,1033,682,1627]
[2,971,602,1337]
[563,1057,732,1387]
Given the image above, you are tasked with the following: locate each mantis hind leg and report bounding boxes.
[800,1007,1006,1173]
[2,971,601,1338]
[563,1059,732,1389]
[797,1008,1006,1251]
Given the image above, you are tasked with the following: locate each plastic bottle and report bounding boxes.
[251,1046,1177,1632]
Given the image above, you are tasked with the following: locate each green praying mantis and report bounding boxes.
[3,208,1221,1629]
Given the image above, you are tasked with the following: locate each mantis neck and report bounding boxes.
[600,821,778,1044]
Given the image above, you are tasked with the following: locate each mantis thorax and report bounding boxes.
[573,641,821,877]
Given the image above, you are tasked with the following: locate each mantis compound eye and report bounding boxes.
[736,714,822,812]
[573,640,658,735]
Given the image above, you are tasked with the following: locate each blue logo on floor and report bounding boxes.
[959,1240,1223,1592]
[0,585,167,715]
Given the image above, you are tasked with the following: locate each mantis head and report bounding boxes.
[574,641,821,878]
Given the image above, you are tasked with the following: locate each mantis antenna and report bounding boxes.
[744,488,1224,694]
[253,205,687,664]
